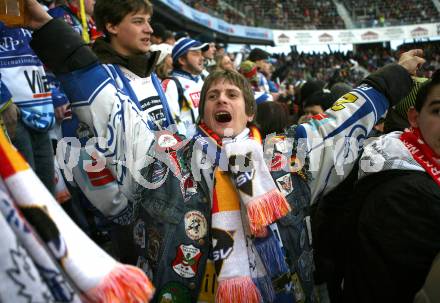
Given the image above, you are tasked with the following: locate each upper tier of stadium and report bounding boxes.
[182,0,440,29]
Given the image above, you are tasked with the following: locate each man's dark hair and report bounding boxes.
[415,69,440,112]
[163,30,174,41]
[151,23,166,40]
[172,53,187,70]
[94,0,153,37]
[256,102,289,138]
[303,91,337,111]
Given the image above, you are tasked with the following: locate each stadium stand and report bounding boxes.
[183,0,344,29]
[182,0,440,29]
[342,0,440,27]
[271,41,440,85]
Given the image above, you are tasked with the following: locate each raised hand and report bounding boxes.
[24,0,52,30]
[398,49,425,76]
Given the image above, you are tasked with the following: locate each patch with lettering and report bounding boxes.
[189,91,201,107]
[172,244,202,278]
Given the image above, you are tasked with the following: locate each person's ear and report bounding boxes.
[178,56,186,67]
[407,106,419,128]
[105,22,118,35]
[247,114,255,122]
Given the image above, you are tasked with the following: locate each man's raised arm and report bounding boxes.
[294,50,425,203]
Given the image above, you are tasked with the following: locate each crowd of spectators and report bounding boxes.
[183,0,440,29]
[183,0,344,29]
[266,41,440,88]
[343,0,440,27]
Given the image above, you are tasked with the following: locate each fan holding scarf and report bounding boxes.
[21,0,425,301]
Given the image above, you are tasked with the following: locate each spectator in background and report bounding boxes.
[197,33,217,80]
[48,0,102,123]
[239,60,273,104]
[329,82,352,99]
[256,101,290,138]
[216,43,226,56]
[0,75,14,138]
[0,24,55,194]
[298,91,336,124]
[49,0,102,42]
[174,30,189,41]
[248,47,272,93]
[151,22,166,45]
[278,82,297,117]
[150,43,173,80]
[163,37,208,136]
[212,53,235,72]
[163,30,176,45]
[303,91,335,116]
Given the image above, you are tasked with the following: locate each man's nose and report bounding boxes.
[144,22,153,33]
[216,93,229,104]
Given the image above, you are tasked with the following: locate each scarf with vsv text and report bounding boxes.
[196,123,291,303]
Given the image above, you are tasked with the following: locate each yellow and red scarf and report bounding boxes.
[400,127,440,186]
[197,123,291,303]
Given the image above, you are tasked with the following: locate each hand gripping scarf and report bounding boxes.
[0,129,154,302]
[197,123,291,303]
[400,127,440,186]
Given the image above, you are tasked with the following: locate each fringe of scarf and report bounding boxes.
[0,129,154,302]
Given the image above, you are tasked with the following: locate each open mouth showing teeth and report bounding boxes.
[215,112,232,123]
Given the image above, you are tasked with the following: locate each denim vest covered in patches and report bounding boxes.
[134,134,314,303]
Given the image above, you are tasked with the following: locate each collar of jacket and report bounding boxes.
[92,37,159,78]
[172,69,201,83]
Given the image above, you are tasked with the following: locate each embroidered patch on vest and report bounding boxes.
[136,256,153,279]
[146,228,162,265]
[172,244,202,278]
[184,210,207,241]
[157,281,191,303]
[146,160,168,185]
[180,173,197,202]
[133,219,146,248]
[276,174,294,196]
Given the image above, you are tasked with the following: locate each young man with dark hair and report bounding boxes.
[24,0,425,301]
[42,0,174,233]
[343,71,440,303]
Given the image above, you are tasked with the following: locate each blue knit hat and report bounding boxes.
[172,37,209,64]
